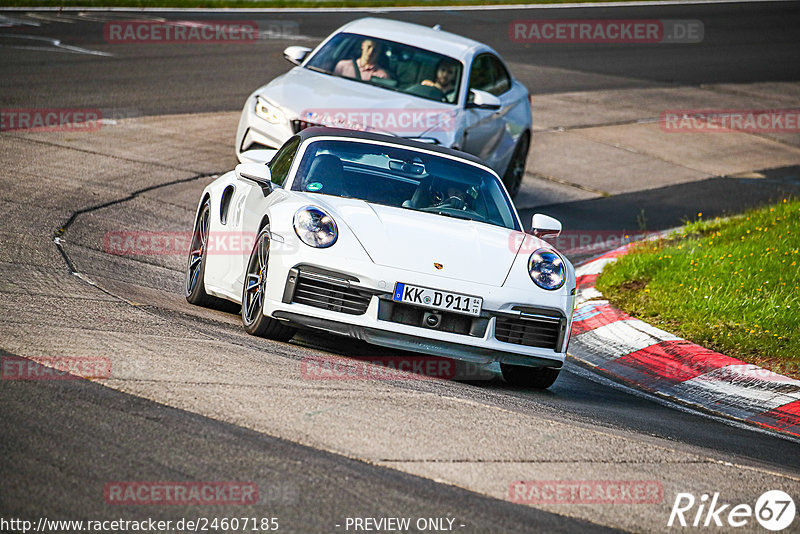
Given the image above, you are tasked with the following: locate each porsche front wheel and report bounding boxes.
[241,228,297,341]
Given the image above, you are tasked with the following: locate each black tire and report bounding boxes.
[502,132,530,198]
[241,228,297,342]
[185,201,214,307]
[500,363,560,389]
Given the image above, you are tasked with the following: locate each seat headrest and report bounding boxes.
[304,154,344,196]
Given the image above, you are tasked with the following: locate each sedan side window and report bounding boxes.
[269,136,301,186]
[468,53,511,98]
[488,55,511,95]
[468,54,493,95]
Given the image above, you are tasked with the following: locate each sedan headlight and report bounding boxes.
[293,206,338,248]
[528,248,565,290]
[255,97,285,124]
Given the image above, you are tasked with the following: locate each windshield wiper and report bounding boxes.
[440,211,472,221]
[420,208,472,221]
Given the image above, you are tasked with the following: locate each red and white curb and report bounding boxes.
[568,245,800,438]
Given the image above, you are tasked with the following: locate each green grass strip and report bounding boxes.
[596,198,800,375]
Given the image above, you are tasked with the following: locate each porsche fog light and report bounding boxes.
[293,206,338,248]
[528,248,565,290]
[255,97,285,124]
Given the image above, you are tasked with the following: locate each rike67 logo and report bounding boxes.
[668,490,796,531]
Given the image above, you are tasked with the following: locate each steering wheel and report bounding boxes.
[407,83,445,101]
[432,195,467,210]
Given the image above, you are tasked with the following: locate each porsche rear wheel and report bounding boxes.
[241,228,297,341]
[185,201,214,306]
[502,132,529,199]
[500,363,560,389]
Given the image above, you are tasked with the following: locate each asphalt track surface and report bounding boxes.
[2,2,800,114]
[2,3,800,533]
[1,351,617,533]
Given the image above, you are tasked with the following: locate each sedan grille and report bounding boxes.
[494,312,564,350]
[291,119,323,134]
[289,270,371,315]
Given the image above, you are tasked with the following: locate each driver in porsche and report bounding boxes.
[426,178,478,211]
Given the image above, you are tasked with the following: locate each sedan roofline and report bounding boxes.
[336,17,488,61]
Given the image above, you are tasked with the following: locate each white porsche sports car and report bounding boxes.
[235,17,532,197]
[187,128,575,388]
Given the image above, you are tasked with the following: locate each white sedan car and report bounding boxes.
[188,128,574,388]
[236,17,532,197]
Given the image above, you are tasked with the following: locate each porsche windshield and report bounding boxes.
[305,33,463,105]
[290,139,520,231]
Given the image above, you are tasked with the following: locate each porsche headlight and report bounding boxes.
[255,97,285,124]
[293,206,338,248]
[528,248,565,290]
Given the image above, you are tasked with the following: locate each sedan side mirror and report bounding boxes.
[467,89,501,110]
[531,214,562,238]
[283,46,311,66]
[236,163,274,196]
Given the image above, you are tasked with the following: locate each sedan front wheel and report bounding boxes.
[502,132,530,199]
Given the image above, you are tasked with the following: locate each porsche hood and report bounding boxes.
[313,196,524,287]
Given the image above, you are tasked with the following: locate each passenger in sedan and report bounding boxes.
[334,38,391,81]
[421,59,459,101]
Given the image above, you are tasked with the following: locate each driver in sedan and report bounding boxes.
[421,59,459,102]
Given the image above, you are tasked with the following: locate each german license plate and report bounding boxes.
[392,282,482,317]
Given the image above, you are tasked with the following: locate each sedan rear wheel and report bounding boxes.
[242,228,297,341]
[502,132,530,199]
[500,363,560,389]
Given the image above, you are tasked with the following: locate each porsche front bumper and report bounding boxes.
[261,259,573,369]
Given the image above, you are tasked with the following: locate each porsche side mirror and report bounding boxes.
[283,46,311,66]
[236,163,274,196]
[466,89,501,111]
[239,149,278,165]
[531,214,562,238]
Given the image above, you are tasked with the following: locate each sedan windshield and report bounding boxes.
[290,139,520,231]
[305,33,463,105]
